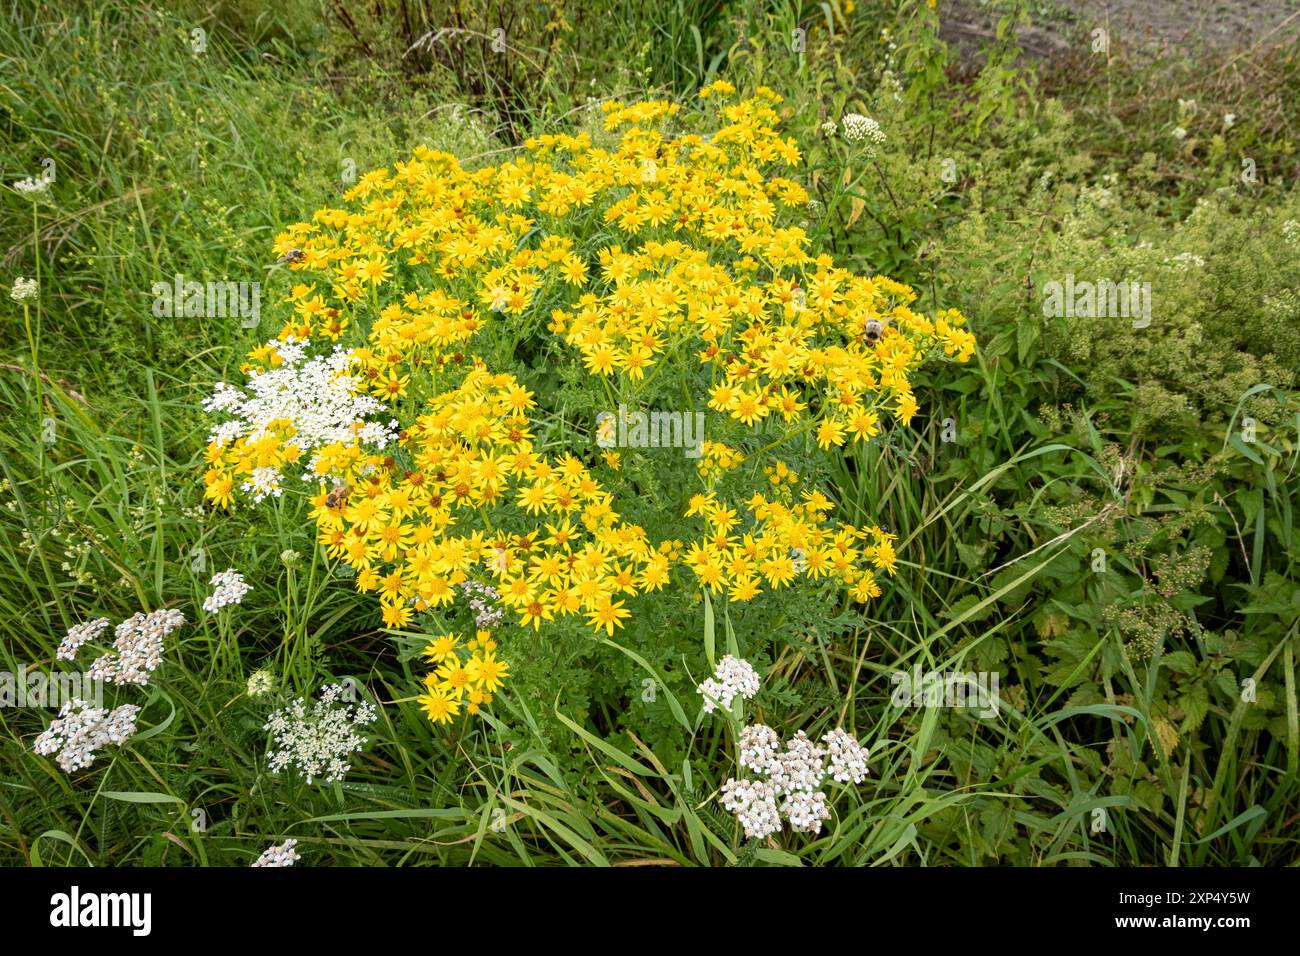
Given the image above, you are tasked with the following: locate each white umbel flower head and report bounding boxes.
[246,669,274,698]
[57,617,111,661]
[840,113,885,147]
[459,579,506,628]
[781,789,831,834]
[204,568,251,614]
[32,699,141,773]
[697,655,760,714]
[86,608,184,686]
[10,277,38,302]
[769,730,827,794]
[699,657,871,841]
[12,177,49,197]
[822,727,870,784]
[738,723,781,774]
[251,838,299,867]
[264,683,376,785]
[203,339,398,503]
[720,778,781,840]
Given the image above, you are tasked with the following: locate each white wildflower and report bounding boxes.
[1223,113,1236,128]
[1165,251,1206,271]
[202,340,398,503]
[720,778,781,840]
[822,728,870,783]
[459,579,505,628]
[1172,126,1187,140]
[32,699,140,773]
[697,655,760,713]
[702,664,870,841]
[9,277,38,302]
[781,789,831,834]
[246,669,274,698]
[264,683,376,785]
[204,568,251,614]
[840,113,885,147]
[86,608,184,686]
[769,730,827,794]
[251,838,299,867]
[242,466,283,502]
[738,723,781,774]
[57,617,111,662]
[12,177,49,196]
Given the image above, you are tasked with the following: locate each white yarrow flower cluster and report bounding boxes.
[57,617,111,661]
[840,113,885,147]
[768,730,827,796]
[203,339,399,502]
[697,655,760,713]
[32,699,140,772]
[720,778,781,839]
[738,723,781,773]
[204,568,251,614]
[781,789,830,833]
[251,838,299,867]
[85,609,185,686]
[822,728,871,783]
[10,276,38,302]
[264,683,376,785]
[706,663,870,839]
[724,728,868,837]
[1165,251,1206,271]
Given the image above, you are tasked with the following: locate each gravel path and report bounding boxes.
[941,0,1300,57]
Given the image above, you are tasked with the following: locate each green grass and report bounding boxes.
[1,0,1297,866]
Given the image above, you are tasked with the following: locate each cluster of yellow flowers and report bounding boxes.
[418,630,509,724]
[203,81,975,724]
[682,486,895,603]
[311,365,668,634]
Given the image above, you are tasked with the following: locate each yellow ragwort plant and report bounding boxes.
[202,81,976,724]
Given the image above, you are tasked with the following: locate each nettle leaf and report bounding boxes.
[1240,572,1300,623]
[1214,670,1241,700]
[1160,650,1198,675]
[1178,683,1210,733]
[955,541,986,570]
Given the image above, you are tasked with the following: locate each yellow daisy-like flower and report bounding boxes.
[468,652,510,694]
[421,633,460,664]
[419,687,461,725]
